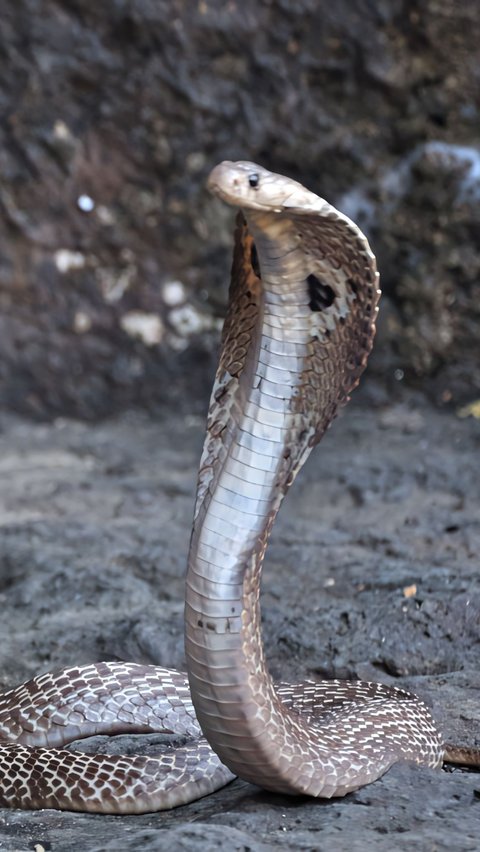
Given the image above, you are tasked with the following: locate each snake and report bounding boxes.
[1,159,466,814]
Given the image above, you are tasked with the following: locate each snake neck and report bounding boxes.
[185,212,329,794]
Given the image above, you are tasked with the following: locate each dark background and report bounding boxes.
[1,0,479,419]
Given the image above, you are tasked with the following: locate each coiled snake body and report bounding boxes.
[0,161,446,813]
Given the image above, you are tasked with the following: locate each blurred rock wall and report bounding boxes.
[0,0,478,418]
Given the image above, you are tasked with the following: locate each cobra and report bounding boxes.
[0,161,471,813]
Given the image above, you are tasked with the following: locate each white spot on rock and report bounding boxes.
[120,311,164,346]
[73,311,92,334]
[162,280,186,306]
[54,249,86,273]
[169,304,217,337]
[53,120,72,141]
[186,151,207,173]
[95,205,115,225]
[77,194,95,213]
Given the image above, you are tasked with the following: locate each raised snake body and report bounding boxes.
[0,161,445,813]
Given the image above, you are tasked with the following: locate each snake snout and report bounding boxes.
[207,161,267,206]
[206,161,235,197]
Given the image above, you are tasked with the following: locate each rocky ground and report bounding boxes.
[0,385,478,851]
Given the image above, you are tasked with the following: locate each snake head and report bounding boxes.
[207,160,326,215]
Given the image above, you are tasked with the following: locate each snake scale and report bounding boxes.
[0,161,450,813]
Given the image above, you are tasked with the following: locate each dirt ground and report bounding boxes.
[0,385,479,851]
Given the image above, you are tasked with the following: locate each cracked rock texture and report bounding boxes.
[0,390,479,850]
[1,1,479,418]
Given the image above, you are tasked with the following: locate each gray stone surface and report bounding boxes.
[0,390,478,849]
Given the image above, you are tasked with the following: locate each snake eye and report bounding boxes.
[248,173,259,188]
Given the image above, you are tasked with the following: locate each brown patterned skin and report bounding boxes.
[0,663,235,812]
[219,213,261,378]
[0,161,448,813]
